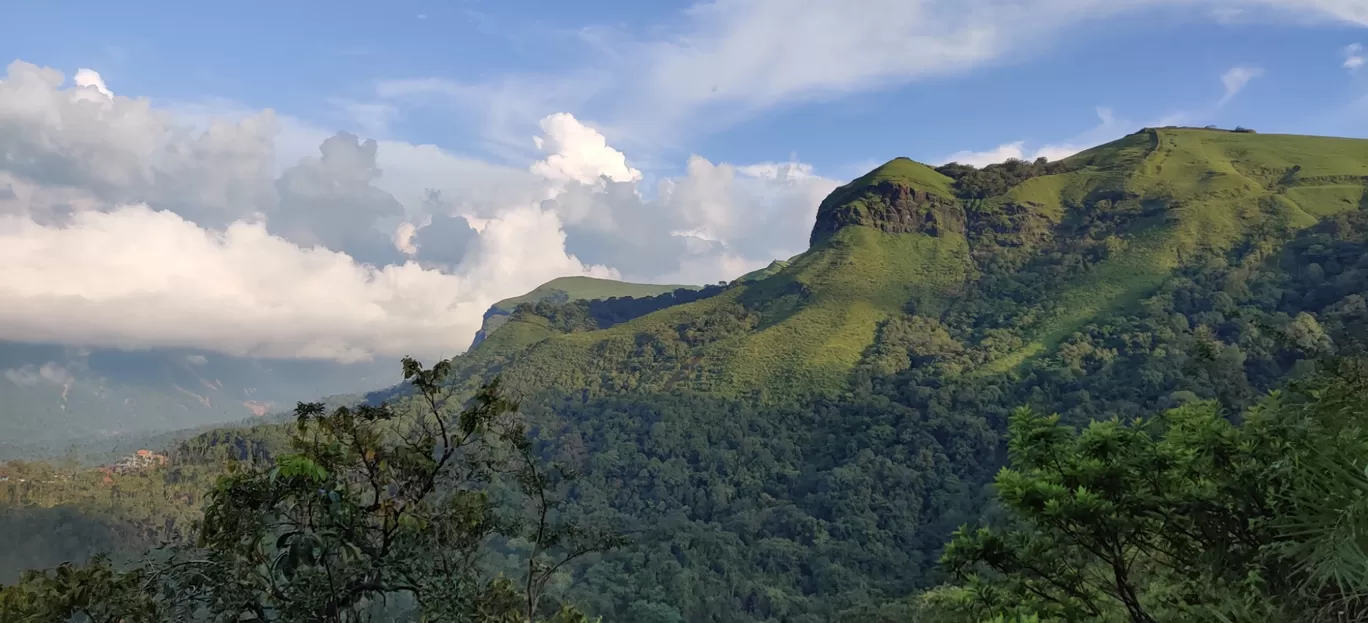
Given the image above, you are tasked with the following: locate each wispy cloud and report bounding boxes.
[367,0,1368,155]
[1346,43,1365,71]
[1218,65,1264,106]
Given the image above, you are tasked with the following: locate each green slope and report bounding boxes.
[491,276,699,312]
[482,226,972,399]
[981,127,1368,373]
[470,276,699,348]
[734,257,795,283]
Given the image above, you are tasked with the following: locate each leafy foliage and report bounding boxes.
[936,156,1072,200]
[0,359,620,622]
[933,357,1368,622]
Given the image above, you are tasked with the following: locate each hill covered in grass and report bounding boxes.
[454,127,1368,400]
[8,126,1368,622]
[468,276,700,349]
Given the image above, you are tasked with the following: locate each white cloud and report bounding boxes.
[1219,65,1264,105]
[0,61,279,228]
[943,142,1036,168]
[941,141,1091,168]
[72,68,112,99]
[0,203,613,362]
[0,60,839,362]
[941,106,1118,167]
[531,113,642,184]
[1346,43,1365,71]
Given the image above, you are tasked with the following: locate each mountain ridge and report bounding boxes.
[468,276,700,349]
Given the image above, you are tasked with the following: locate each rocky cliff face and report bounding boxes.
[468,307,511,350]
[809,166,965,246]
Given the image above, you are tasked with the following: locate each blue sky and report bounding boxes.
[6,0,1367,179]
[1,0,1367,362]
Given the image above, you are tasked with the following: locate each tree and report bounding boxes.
[932,357,1368,622]
[0,358,619,622]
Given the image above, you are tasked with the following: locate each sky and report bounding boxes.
[0,0,1366,366]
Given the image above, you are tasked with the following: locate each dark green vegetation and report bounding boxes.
[2,360,616,622]
[926,357,1368,622]
[7,127,1368,621]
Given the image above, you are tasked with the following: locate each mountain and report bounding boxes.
[0,342,397,460]
[8,126,1368,621]
[452,127,1368,402]
[469,276,699,349]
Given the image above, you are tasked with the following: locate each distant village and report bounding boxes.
[101,449,168,475]
[0,449,168,486]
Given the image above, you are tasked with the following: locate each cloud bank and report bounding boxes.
[0,61,836,363]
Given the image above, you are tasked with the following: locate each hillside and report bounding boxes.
[468,276,699,348]
[7,126,1368,622]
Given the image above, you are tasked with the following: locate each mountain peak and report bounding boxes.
[809,157,962,246]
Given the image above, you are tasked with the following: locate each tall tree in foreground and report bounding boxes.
[926,357,1368,622]
[0,358,619,622]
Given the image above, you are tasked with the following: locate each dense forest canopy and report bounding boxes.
[5,127,1368,621]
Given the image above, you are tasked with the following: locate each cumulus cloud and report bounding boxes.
[0,61,838,363]
[531,113,642,184]
[539,155,837,282]
[1346,43,1365,71]
[0,62,623,362]
[72,69,112,99]
[0,62,280,225]
[1218,65,1264,106]
[0,203,615,361]
[271,132,408,266]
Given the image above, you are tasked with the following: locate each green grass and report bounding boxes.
[1284,185,1365,217]
[724,227,972,393]
[982,127,1368,375]
[472,316,557,354]
[491,276,697,312]
[478,227,972,399]
[472,276,701,351]
[825,157,956,203]
[734,258,793,284]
